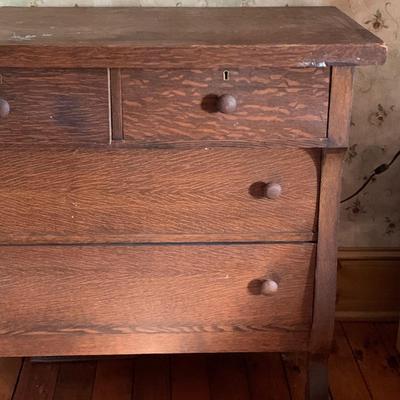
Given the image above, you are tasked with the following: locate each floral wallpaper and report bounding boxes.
[0,0,399,247]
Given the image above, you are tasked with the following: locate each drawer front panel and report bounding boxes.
[0,148,319,244]
[121,67,329,144]
[0,243,315,356]
[0,69,109,144]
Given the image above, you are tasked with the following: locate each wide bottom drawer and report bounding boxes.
[0,243,315,356]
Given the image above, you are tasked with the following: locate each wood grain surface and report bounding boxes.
[0,8,386,68]
[12,361,59,400]
[0,243,315,356]
[304,66,353,398]
[328,324,371,400]
[0,69,109,144]
[310,151,344,354]
[121,68,329,144]
[306,150,345,398]
[0,6,386,394]
[91,359,134,400]
[309,67,351,355]
[0,358,22,400]
[171,355,210,400]
[133,356,170,400]
[53,361,96,400]
[246,353,292,400]
[0,147,320,244]
[208,354,250,400]
[336,248,400,321]
[110,68,123,141]
[343,322,400,399]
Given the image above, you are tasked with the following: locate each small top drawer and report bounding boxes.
[0,69,109,144]
[120,67,329,145]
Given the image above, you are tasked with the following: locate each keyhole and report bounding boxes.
[223,70,230,81]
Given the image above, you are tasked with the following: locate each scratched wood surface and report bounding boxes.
[0,8,386,68]
[121,68,329,144]
[0,243,315,356]
[0,69,109,144]
[0,148,320,244]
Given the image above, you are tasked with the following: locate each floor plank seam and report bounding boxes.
[130,359,135,400]
[341,323,374,400]
[88,361,98,400]
[374,323,400,372]
[242,355,253,400]
[10,358,25,400]
[280,353,294,400]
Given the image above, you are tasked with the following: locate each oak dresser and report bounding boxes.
[0,7,386,399]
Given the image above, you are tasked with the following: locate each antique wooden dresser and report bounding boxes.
[0,7,385,399]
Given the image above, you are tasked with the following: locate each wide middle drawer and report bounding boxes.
[0,147,320,244]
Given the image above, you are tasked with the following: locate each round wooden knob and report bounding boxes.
[261,279,279,295]
[265,182,282,199]
[217,94,237,114]
[0,99,10,118]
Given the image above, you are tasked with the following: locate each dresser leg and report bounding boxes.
[306,353,330,400]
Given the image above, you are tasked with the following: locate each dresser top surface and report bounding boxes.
[0,7,386,67]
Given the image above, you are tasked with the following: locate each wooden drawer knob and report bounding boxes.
[217,94,237,114]
[265,182,282,199]
[261,279,279,295]
[0,99,10,118]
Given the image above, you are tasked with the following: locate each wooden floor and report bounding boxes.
[0,322,399,400]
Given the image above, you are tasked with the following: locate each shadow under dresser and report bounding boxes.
[0,6,386,399]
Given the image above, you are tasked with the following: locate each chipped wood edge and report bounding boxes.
[0,43,387,69]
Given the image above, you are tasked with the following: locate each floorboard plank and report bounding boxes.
[343,322,400,400]
[12,360,59,400]
[3,323,400,400]
[91,359,134,400]
[0,358,22,400]
[246,353,291,400]
[282,352,307,400]
[53,361,96,400]
[375,323,400,363]
[133,355,170,400]
[207,354,250,400]
[329,323,372,400]
[171,355,210,400]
